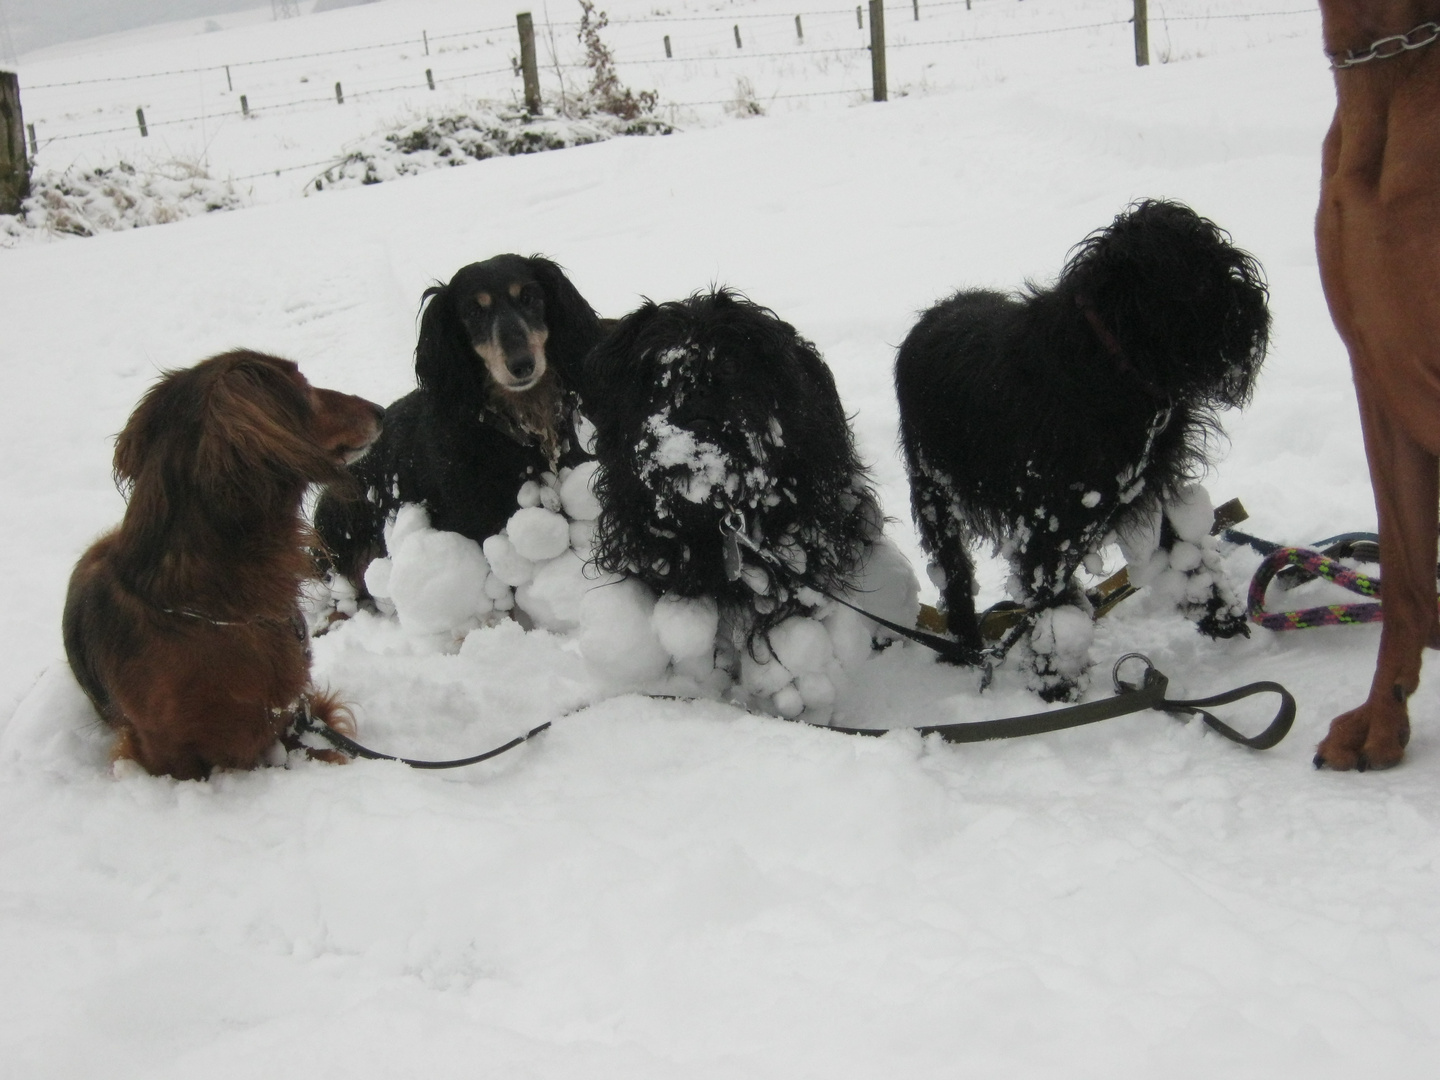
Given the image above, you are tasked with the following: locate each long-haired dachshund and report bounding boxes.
[1314,3,1440,770]
[63,351,383,780]
[313,254,603,589]
[896,199,1271,698]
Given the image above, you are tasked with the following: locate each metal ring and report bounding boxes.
[1111,652,1155,694]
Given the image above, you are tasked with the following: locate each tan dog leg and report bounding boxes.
[1316,374,1437,770]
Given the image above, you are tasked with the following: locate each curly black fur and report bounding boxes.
[895,199,1271,655]
[585,289,878,645]
[314,254,602,586]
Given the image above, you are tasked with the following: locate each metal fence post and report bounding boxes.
[1134,0,1149,66]
[517,12,542,114]
[869,0,886,102]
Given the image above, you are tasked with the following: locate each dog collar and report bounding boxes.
[1074,294,1169,403]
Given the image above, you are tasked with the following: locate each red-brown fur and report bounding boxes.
[63,350,383,780]
[1315,3,1440,769]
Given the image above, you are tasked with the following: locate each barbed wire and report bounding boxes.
[23,24,516,90]
[888,17,1130,48]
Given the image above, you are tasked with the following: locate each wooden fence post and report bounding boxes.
[516,12,541,114]
[1,70,29,213]
[869,0,886,102]
[1133,0,1149,67]
[795,15,804,42]
[136,107,149,136]
[334,81,344,104]
[856,5,863,29]
[240,94,250,117]
[734,25,742,48]
[426,68,435,90]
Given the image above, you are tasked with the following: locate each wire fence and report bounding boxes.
[9,1,1318,170]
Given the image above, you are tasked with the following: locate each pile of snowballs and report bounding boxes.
[328,460,920,725]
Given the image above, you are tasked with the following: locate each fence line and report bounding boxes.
[12,3,1323,161]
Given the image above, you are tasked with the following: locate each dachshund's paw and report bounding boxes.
[1315,696,1410,771]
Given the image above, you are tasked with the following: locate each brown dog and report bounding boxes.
[63,351,383,780]
[1315,3,1440,769]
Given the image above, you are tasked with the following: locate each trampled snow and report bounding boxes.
[5,2,1440,1077]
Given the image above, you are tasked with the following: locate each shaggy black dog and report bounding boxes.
[584,289,880,646]
[895,199,1271,698]
[314,254,602,588]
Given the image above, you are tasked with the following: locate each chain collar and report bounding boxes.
[1328,20,1440,69]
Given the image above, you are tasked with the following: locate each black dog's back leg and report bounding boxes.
[908,463,983,653]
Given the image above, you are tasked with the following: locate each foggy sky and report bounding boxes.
[0,1,351,60]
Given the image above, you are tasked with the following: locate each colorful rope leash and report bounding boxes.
[1246,545,1382,630]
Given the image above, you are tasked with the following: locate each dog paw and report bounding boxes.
[1314,695,1410,771]
[1197,605,1251,640]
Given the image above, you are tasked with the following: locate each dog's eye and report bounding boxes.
[520,287,543,311]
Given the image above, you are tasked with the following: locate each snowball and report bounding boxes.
[516,480,543,509]
[652,594,720,661]
[507,506,572,562]
[387,528,493,635]
[769,615,834,676]
[771,685,806,719]
[560,460,603,521]
[363,556,393,600]
[538,474,563,512]
[1168,541,1203,574]
[483,572,514,601]
[795,672,837,711]
[740,650,794,696]
[1165,484,1216,544]
[822,605,877,670]
[569,519,597,557]
[385,503,432,551]
[482,533,536,588]
[579,578,671,687]
[515,550,593,632]
[1029,605,1095,680]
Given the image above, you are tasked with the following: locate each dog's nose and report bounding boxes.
[507,355,535,381]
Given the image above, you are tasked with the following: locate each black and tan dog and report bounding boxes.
[895,200,1271,698]
[314,254,603,589]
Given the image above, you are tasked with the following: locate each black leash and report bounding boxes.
[291,703,553,770]
[828,652,1294,749]
[289,652,1294,769]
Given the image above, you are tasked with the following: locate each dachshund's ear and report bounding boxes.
[414,281,469,397]
[527,256,602,378]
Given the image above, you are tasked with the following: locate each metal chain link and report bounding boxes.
[1328,20,1440,69]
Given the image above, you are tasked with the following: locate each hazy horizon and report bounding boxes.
[0,0,381,62]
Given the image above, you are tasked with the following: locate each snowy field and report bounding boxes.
[7,1,1440,1077]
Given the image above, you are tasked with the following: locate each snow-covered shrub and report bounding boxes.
[307,106,670,193]
[0,159,244,245]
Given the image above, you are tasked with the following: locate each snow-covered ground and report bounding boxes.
[8,2,1440,1077]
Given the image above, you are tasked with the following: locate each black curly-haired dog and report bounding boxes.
[895,199,1271,698]
[314,254,602,589]
[584,288,880,647]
